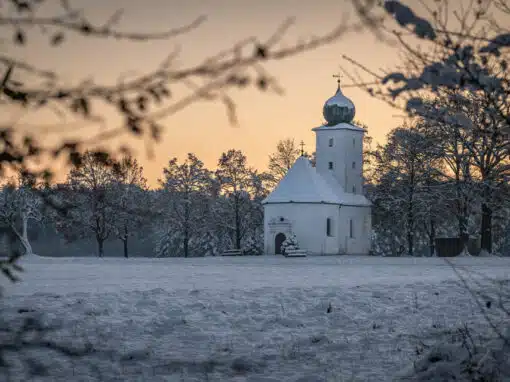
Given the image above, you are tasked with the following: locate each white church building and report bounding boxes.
[262,79,372,256]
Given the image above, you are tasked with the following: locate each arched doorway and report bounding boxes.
[275,233,286,255]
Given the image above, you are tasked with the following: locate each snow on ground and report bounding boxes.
[1,255,509,382]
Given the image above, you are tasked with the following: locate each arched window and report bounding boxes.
[349,219,354,238]
[328,138,334,147]
[326,218,334,237]
[328,162,334,170]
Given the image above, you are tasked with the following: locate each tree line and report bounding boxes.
[367,90,510,257]
[1,149,276,258]
[2,105,509,259]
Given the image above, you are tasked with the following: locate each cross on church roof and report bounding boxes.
[299,140,305,156]
[332,72,343,85]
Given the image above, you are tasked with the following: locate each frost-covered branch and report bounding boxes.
[343,0,510,129]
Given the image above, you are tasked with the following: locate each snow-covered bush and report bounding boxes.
[242,230,264,256]
[398,325,510,381]
[281,233,299,255]
[398,266,510,381]
[371,228,405,257]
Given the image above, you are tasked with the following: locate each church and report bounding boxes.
[262,78,372,256]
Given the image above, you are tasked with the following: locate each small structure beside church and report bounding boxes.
[262,77,372,255]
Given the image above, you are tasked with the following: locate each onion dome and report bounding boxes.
[322,80,356,125]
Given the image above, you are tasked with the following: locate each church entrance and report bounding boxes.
[275,233,286,255]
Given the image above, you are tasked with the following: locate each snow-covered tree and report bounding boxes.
[370,124,443,256]
[110,157,150,258]
[415,95,477,248]
[57,151,117,257]
[455,93,510,253]
[215,149,261,251]
[346,0,510,253]
[157,153,213,257]
[420,91,510,252]
[241,171,270,255]
[0,172,42,256]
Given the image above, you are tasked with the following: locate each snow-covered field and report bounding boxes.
[2,255,510,382]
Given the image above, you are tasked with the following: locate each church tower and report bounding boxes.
[262,74,371,256]
[312,75,365,195]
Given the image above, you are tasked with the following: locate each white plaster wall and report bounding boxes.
[315,128,364,194]
[264,203,342,255]
[338,205,372,255]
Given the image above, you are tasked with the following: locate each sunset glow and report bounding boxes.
[6,0,417,186]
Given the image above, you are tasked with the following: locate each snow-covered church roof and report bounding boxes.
[262,156,370,206]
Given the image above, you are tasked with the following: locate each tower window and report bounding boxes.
[350,219,354,238]
[352,185,356,193]
[326,218,333,237]
[328,162,334,170]
[352,161,356,169]
[353,138,356,147]
[328,138,334,147]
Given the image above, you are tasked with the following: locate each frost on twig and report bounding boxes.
[342,0,510,128]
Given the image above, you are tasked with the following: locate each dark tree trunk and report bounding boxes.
[460,193,470,248]
[455,162,470,249]
[97,237,104,257]
[407,227,414,257]
[429,218,436,256]
[481,201,493,253]
[183,227,189,258]
[480,182,493,253]
[123,224,129,258]
[455,184,468,248]
[458,207,469,248]
[95,216,106,257]
[407,185,415,257]
[123,238,128,258]
[183,202,191,258]
[234,198,241,251]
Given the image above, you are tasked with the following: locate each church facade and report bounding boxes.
[262,80,372,255]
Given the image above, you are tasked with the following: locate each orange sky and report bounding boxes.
[6,0,417,187]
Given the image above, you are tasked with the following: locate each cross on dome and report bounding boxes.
[332,72,343,87]
[299,140,305,156]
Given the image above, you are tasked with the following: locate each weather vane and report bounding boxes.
[300,140,305,156]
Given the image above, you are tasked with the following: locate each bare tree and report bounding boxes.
[267,138,301,188]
